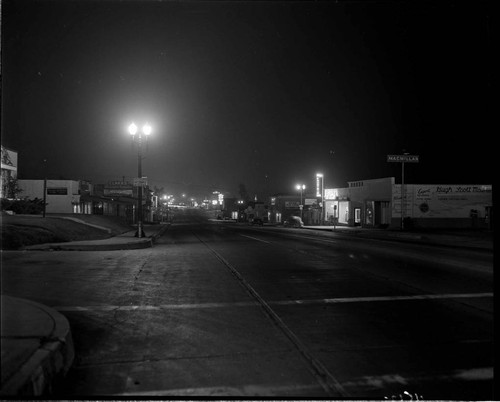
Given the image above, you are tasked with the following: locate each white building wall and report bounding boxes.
[18,180,81,214]
[392,184,492,219]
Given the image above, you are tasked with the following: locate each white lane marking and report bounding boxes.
[454,367,494,381]
[342,366,494,389]
[53,292,493,311]
[239,234,271,244]
[115,366,494,396]
[115,383,325,396]
[271,292,494,306]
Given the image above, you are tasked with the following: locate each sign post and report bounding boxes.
[387,154,419,230]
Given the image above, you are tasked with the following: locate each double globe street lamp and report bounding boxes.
[128,122,152,238]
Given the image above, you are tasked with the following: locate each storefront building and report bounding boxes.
[324,177,393,227]
[323,177,492,229]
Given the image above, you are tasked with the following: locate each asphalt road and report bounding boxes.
[1,209,494,398]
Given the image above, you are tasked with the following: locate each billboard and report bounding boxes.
[1,146,18,172]
[393,184,492,218]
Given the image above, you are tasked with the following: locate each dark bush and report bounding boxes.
[1,198,45,215]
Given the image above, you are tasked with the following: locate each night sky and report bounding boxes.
[1,0,493,199]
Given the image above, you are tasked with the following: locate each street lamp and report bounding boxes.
[128,122,152,238]
[296,184,305,220]
[316,173,324,225]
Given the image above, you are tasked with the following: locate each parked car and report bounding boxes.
[283,216,304,228]
[250,217,264,226]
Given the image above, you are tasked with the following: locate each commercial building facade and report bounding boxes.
[16,178,153,224]
[17,179,81,214]
[323,177,492,229]
[391,183,492,229]
[324,177,393,227]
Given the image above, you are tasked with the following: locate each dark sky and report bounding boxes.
[1,0,493,199]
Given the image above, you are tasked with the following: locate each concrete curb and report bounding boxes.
[21,238,152,251]
[299,226,493,252]
[50,216,113,233]
[0,296,74,396]
[20,224,171,251]
[24,238,153,251]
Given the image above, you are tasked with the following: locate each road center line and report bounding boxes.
[239,234,271,244]
[53,292,493,311]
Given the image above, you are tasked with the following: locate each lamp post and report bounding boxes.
[128,122,151,238]
[42,158,47,218]
[296,184,305,220]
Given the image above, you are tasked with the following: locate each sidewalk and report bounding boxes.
[0,296,74,396]
[1,224,170,396]
[22,223,170,251]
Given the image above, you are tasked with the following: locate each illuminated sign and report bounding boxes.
[316,174,323,197]
[133,177,148,187]
[324,189,338,200]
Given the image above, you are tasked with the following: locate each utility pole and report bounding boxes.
[387,152,419,230]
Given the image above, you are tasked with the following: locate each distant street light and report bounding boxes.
[296,184,305,220]
[128,122,152,238]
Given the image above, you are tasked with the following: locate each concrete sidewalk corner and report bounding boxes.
[0,296,74,396]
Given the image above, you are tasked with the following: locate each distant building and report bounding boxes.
[268,192,326,225]
[16,178,153,224]
[17,179,81,214]
[268,177,492,229]
[245,201,268,222]
[1,146,18,198]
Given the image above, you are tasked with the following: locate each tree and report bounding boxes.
[2,176,23,199]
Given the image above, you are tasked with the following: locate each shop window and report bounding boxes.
[355,208,361,224]
[47,188,68,195]
[366,209,373,225]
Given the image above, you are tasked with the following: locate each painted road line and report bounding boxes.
[53,292,493,312]
[113,367,494,396]
[270,292,494,306]
[341,366,494,389]
[115,382,326,396]
[239,234,271,244]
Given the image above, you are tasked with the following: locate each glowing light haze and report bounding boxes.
[1,0,493,199]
